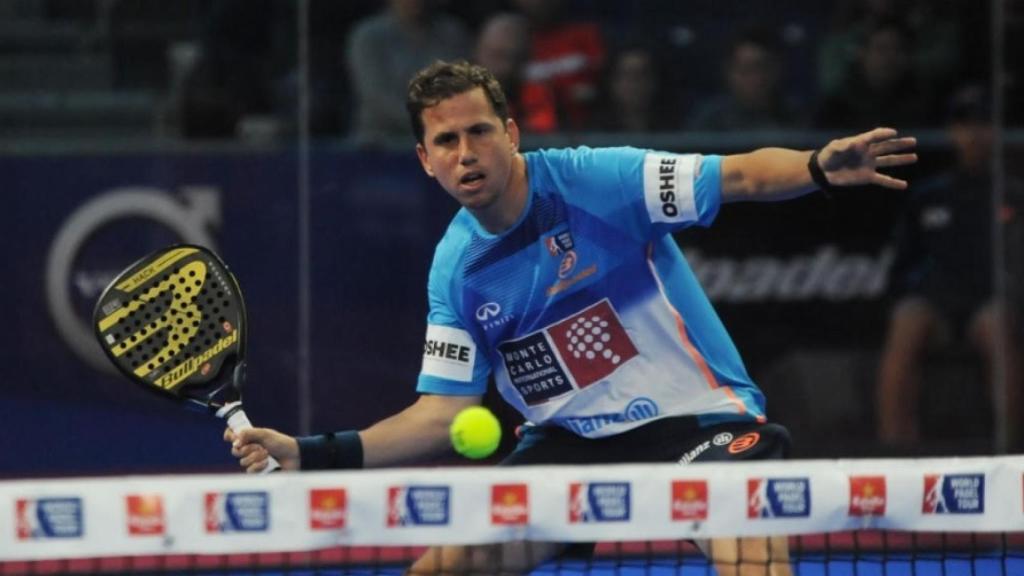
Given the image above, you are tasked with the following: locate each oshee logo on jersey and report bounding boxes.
[643,153,699,224]
[387,486,450,527]
[747,478,811,519]
[569,482,631,523]
[421,325,476,382]
[205,491,269,532]
[498,299,639,405]
[16,498,83,539]
[922,474,984,514]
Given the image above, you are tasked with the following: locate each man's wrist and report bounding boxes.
[296,430,364,469]
[808,149,835,197]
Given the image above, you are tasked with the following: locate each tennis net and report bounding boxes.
[2,456,1022,575]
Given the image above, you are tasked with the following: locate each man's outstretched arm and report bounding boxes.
[226,393,482,472]
[720,127,917,203]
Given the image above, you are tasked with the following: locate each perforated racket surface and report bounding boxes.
[94,244,278,472]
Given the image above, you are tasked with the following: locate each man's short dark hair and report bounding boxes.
[406,60,510,144]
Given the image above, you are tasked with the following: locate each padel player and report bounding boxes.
[227,61,916,575]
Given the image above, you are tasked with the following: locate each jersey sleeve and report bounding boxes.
[415,238,491,396]
[543,146,723,239]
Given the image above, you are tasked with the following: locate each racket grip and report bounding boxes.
[216,401,281,474]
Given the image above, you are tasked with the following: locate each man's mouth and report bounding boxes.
[460,172,485,185]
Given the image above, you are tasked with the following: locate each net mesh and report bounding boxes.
[2,457,1022,575]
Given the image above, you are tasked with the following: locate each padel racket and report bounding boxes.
[93,244,279,473]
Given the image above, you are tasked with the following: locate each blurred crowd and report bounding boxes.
[174,0,1003,142]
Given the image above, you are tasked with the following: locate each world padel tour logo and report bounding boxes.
[310,488,347,530]
[126,494,165,536]
[205,491,269,532]
[671,480,708,521]
[498,299,639,405]
[848,476,886,517]
[922,474,984,514]
[16,498,83,540]
[491,484,529,525]
[569,482,631,523]
[747,478,811,518]
[387,486,450,527]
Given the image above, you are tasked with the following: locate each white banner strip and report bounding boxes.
[0,456,1022,561]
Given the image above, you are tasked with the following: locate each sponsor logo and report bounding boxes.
[558,250,578,279]
[712,432,733,446]
[545,230,575,256]
[46,187,220,373]
[748,478,811,518]
[387,486,450,527]
[923,474,984,514]
[687,246,894,303]
[499,299,639,405]
[564,397,658,435]
[728,432,760,454]
[474,302,514,332]
[310,488,347,530]
[644,153,697,224]
[16,498,83,540]
[475,302,501,322]
[569,482,631,523]
[671,480,709,521]
[205,492,269,532]
[849,476,886,517]
[547,264,598,297]
[154,329,237,389]
[491,484,529,525]
[420,325,476,382]
[678,440,711,464]
[126,494,165,536]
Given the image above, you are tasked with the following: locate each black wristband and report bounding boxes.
[296,430,364,470]
[808,149,834,197]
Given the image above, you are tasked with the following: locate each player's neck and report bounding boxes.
[475,153,528,235]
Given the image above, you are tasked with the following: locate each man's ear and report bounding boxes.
[506,118,520,153]
[416,143,435,178]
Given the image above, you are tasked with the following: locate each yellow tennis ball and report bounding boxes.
[450,406,502,459]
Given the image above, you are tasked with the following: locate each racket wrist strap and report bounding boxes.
[297,430,363,469]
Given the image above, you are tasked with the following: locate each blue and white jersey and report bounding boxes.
[418,146,766,438]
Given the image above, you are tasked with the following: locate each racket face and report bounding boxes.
[93,245,246,403]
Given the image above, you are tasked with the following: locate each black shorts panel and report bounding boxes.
[500,416,790,467]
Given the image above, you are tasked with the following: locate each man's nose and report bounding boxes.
[459,139,477,165]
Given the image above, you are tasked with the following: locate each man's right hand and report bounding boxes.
[224,427,301,473]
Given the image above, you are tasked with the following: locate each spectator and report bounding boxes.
[593,45,674,132]
[512,0,606,131]
[876,85,1022,452]
[815,19,938,130]
[348,0,471,144]
[686,28,802,132]
[474,12,558,133]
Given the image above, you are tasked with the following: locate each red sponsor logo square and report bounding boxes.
[848,476,886,517]
[491,484,529,525]
[547,299,639,388]
[671,480,708,521]
[310,488,347,530]
[126,494,165,536]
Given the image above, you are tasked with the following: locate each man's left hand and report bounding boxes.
[817,127,918,189]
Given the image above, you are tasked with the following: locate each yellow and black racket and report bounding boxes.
[93,244,279,473]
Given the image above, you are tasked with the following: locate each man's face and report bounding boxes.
[415,87,519,212]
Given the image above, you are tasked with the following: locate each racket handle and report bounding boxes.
[216,401,281,474]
